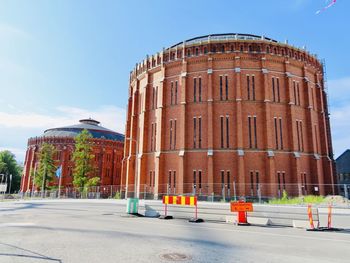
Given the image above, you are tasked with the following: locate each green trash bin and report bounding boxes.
[126,198,139,214]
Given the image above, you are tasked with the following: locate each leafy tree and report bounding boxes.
[72,129,99,188]
[0,150,22,193]
[34,143,57,194]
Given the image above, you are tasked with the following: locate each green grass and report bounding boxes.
[268,194,325,205]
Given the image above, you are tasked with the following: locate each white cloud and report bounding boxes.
[0,105,126,133]
[0,105,126,163]
[0,24,31,40]
[0,147,26,165]
[328,77,350,107]
[328,77,350,158]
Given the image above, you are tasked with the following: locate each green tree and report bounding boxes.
[0,150,22,193]
[34,143,57,194]
[72,129,99,188]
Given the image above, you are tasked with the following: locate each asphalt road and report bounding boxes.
[1,200,350,263]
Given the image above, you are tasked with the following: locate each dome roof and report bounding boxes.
[43,118,124,142]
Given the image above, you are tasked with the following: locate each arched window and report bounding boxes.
[204,47,208,54]
[248,45,252,52]
[221,45,225,53]
[187,49,191,57]
[281,49,285,56]
[230,45,234,52]
[212,46,216,53]
[274,48,277,54]
[266,46,270,53]
[195,48,199,56]
[257,46,261,53]
[240,45,244,52]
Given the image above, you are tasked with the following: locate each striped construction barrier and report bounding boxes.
[161,196,203,222]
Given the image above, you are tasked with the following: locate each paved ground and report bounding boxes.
[1,200,350,263]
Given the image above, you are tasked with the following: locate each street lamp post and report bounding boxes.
[125,137,139,198]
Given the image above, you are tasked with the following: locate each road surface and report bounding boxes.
[1,200,349,262]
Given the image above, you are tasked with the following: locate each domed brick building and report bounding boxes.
[21,119,124,192]
[122,33,336,199]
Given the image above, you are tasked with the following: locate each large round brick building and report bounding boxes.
[21,119,124,193]
[122,33,336,200]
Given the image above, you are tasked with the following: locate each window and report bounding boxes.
[171,82,174,105]
[250,171,260,196]
[250,171,254,192]
[221,45,225,53]
[173,171,176,188]
[246,75,255,100]
[221,170,225,188]
[225,75,228,100]
[240,45,243,52]
[297,82,300,106]
[277,172,286,192]
[220,116,224,148]
[194,78,197,102]
[170,120,173,150]
[277,78,280,102]
[193,117,197,148]
[252,75,255,100]
[195,48,199,56]
[279,118,283,149]
[154,123,157,150]
[296,120,303,151]
[293,81,300,106]
[193,116,201,149]
[220,76,223,100]
[198,171,202,189]
[272,77,276,102]
[274,117,284,150]
[247,75,250,100]
[149,171,153,187]
[199,77,202,102]
[227,171,230,189]
[155,86,158,109]
[253,116,257,148]
[226,115,229,148]
[174,119,177,149]
[152,87,155,109]
[274,117,278,149]
[204,47,208,54]
[296,120,300,151]
[193,170,197,186]
[198,117,202,149]
[175,81,178,105]
[248,116,252,148]
[314,125,318,153]
[168,171,171,187]
[151,123,154,151]
[248,116,257,148]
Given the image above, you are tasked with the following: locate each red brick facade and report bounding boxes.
[122,34,336,199]
[21,121,124,192]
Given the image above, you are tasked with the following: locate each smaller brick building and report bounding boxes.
[20,119,124,192]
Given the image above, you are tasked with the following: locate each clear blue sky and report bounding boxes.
[0,0,349,162]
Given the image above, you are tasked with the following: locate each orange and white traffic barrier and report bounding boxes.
[161,195,202,222]
[307,204,315,230]
[327,204,332,229]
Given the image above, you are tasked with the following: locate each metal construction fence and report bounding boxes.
[4,183,349,202]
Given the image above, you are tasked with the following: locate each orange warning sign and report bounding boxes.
[230,202,253,212]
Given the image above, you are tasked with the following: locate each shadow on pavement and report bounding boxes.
[0,242,62,262]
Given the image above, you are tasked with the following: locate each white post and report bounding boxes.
[58,172,62,199]
[233,181,237,201]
